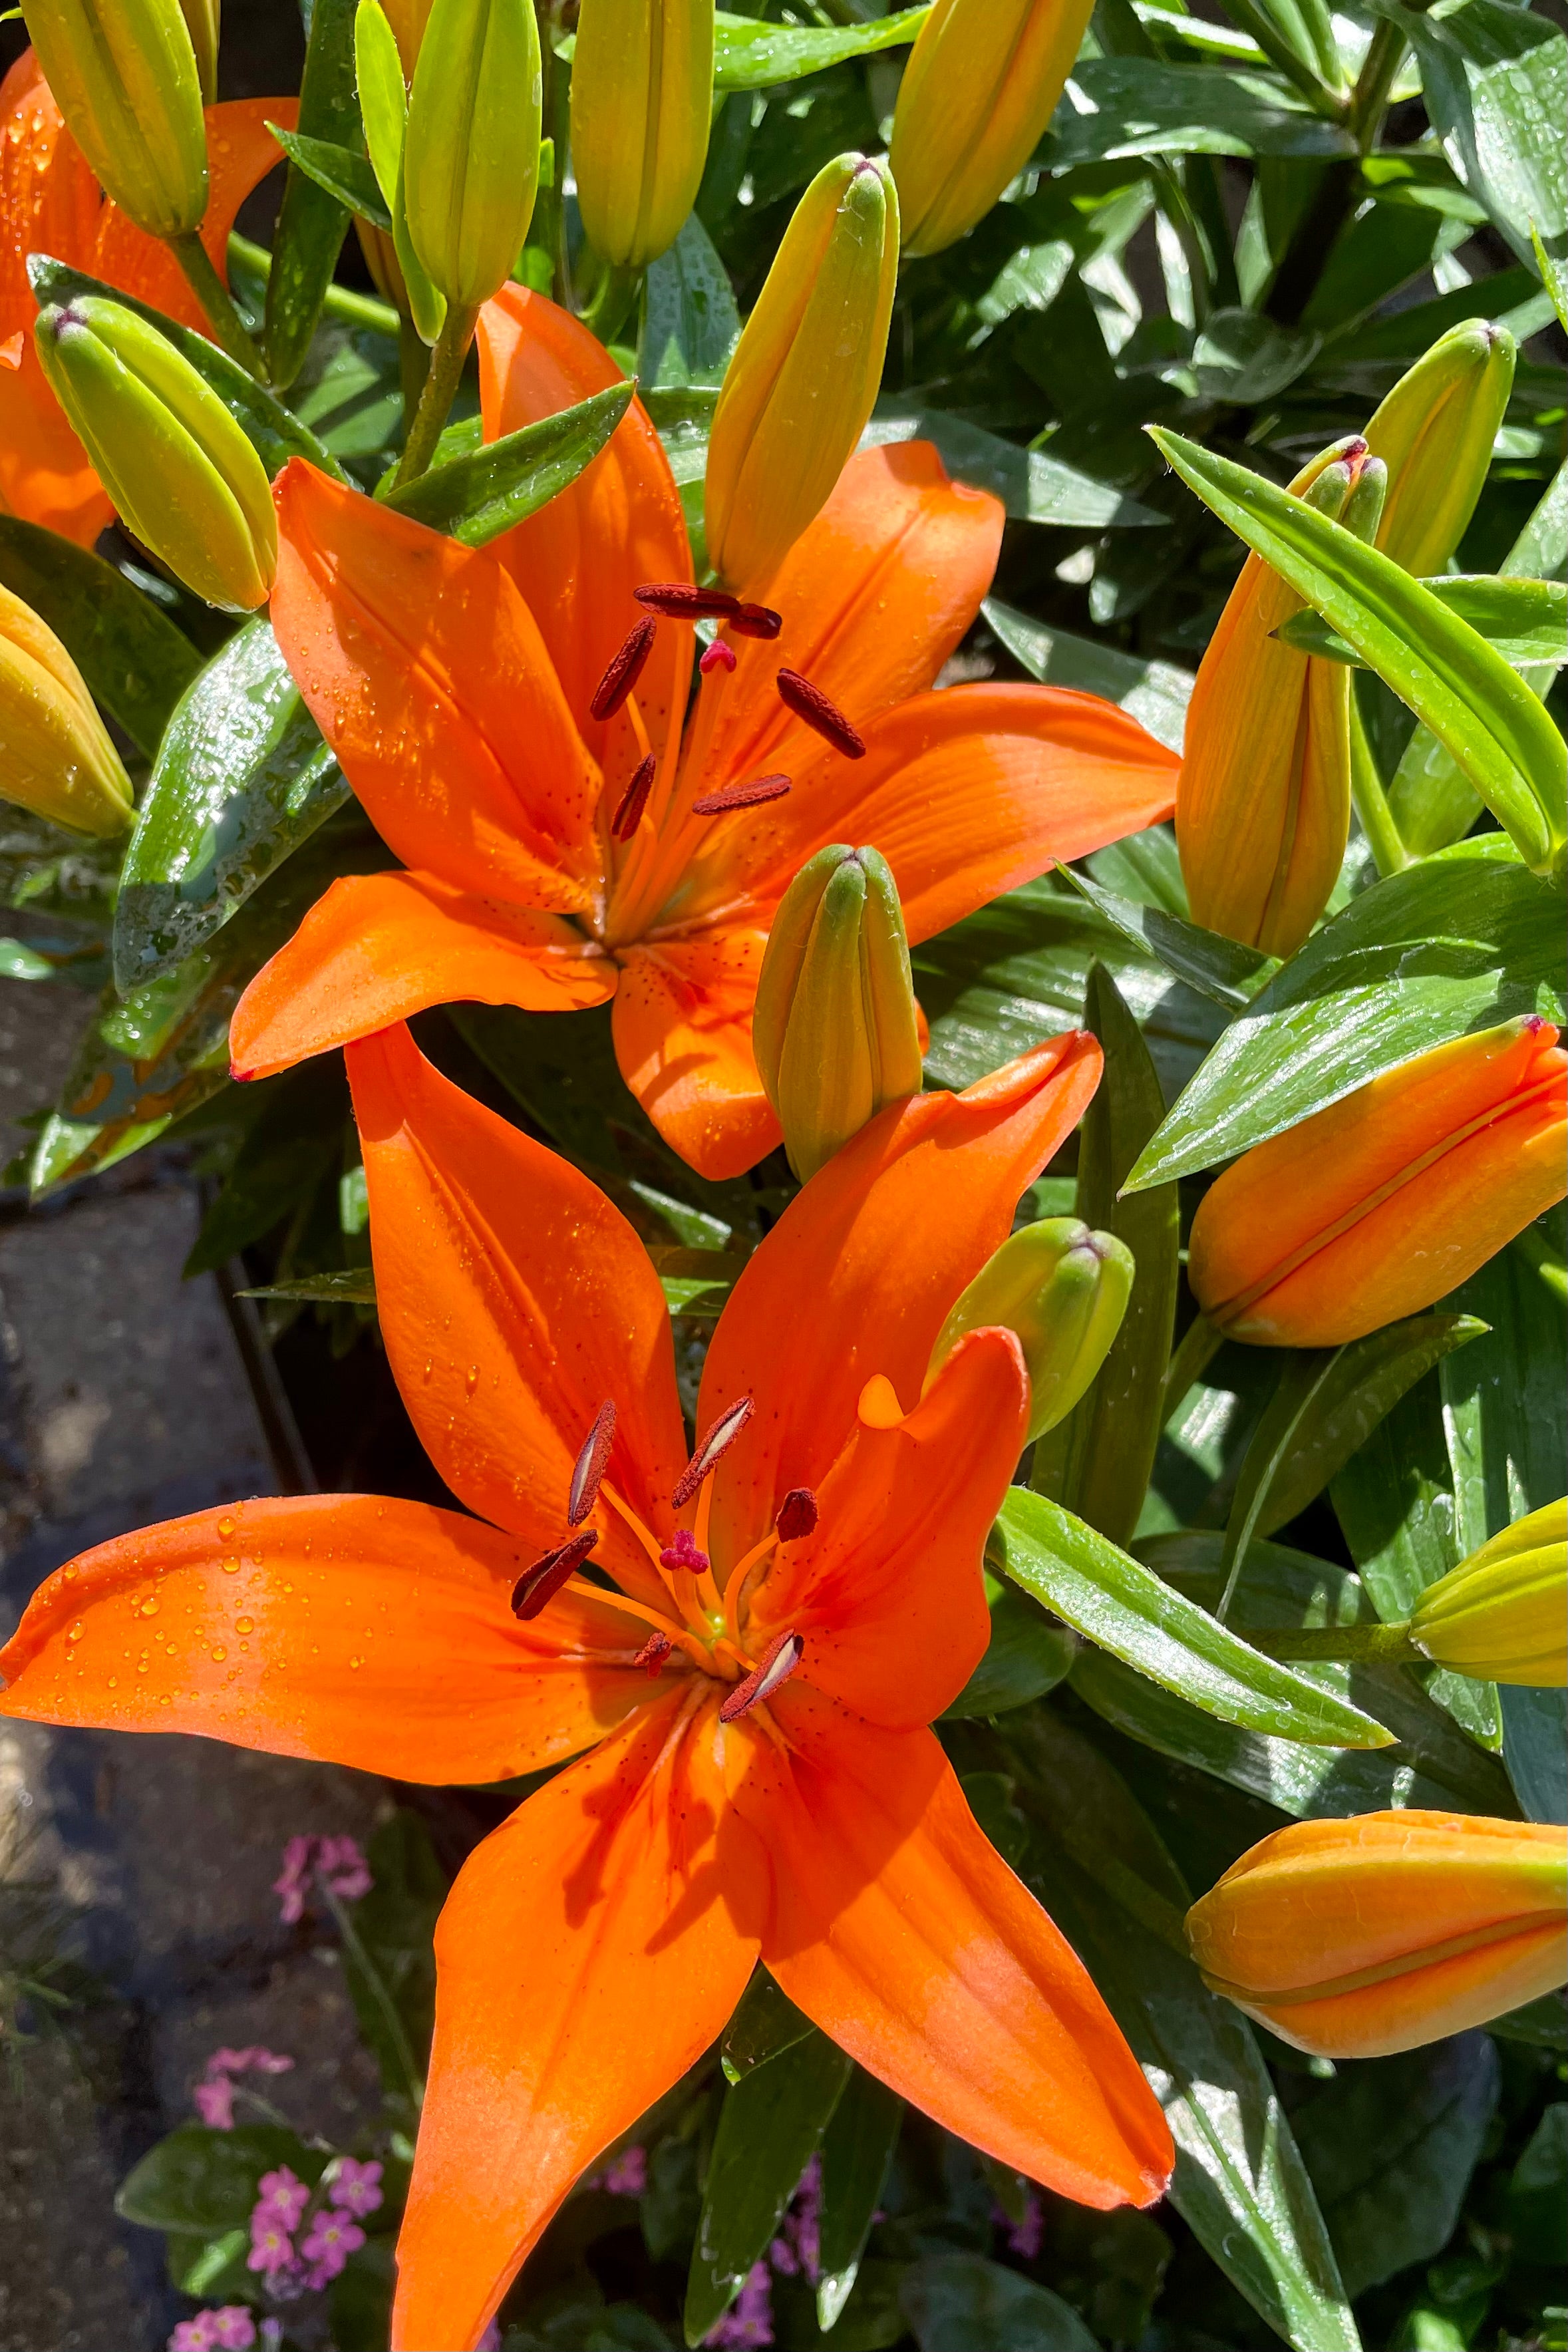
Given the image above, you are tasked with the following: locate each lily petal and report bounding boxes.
[732,1686,1173,2210]
[230,869,616,1081]
[611,926,782,1180]
[347,1023,687,1604]
[700,1033,1102,1560]
[93,100,299,333]
[392,1691,762,2352]
[754,1327,1028,1728]
[271,458,603,914]
[0,1494,653,1780]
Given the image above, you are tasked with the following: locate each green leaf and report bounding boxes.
[265,0,363,387]
[993,1486,1393,1747]
[984,597,1193,753]
[651,1246,744,1319]
[867,407,1166,530]
[1149,424,1567,874]
[720,1969,815,2085]
[239,1266,379,1305]
[711,5,927,89]
[382,384,634,546]
[941,1574,1076,1719]
[685,2031,852,2346]
[1509,2101,1568,2265]
[816,2069,904,2334]
[116,2123,321,2230]
[1058,863,1279,1010]
[341,1809,445,2104]
[642,213,740,389]
[1124,840,1565,1190]
[1277,574,1568,670]
[270,125,393,233]
[900,2257,1098,2351]
[1039,59,1354,165]
[1192,304,1321,402]
[113,619,348,996]
[0,517,200,761]
[186,1061,345,1275]
[1031,965,1181,1544]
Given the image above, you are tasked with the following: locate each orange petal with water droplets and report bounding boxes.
[93,99,299,331]
[611,927,783,1180]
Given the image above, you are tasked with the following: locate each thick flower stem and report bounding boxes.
[1349,691,1411,876]
[392,303,480,490]
[170,231,269,380]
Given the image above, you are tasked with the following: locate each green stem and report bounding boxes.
[1349,689,1410,877]
[1163,1311,1223,1423]
[170,231,268,379]
[1242,1619,1419,1663]
[392,302,480,488]
[581,259,641,347]
[319,1883,425,2110]
[1346,18,1409,150]
[230,231,400,336]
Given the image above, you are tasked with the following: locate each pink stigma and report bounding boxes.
[659,1527,710,1577]
[701,639,738,675]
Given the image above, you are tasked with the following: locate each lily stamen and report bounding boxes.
[568,1399,617,1525]
[672,1394,754,1509]
[776,1486,818,1542]
[633,583,739,620]
[591,616,655,721]
[633,1629,672,1675]
[512,1530,598,1619]
[730,600,782,640]
[611,753,656,841]
[776,667,865,758]
[718,1629,804,1723]
[693,773,791,816]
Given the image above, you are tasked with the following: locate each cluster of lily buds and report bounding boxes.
[929,1217,1134,1443]
[24,0,210,239]
[0,580,134,836]
[34,294,277,611]
[1410,1500,1568,1686]
[571,0,714,271]
[1187,1812,1568,2059]
[401,0,541,315]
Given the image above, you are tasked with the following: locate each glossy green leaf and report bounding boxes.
[720,1969,815,2085]
[867,408,1166,530]
[269,125,394,234]
[1039,59,1354,165]
[816,2068,904,2333]
[239,1267,379,1305]
[984,597,1193,753]
[993,1486,1393,1747]
[939,1573,1077,1719]
[1535,224,1568,334]
[1277,574,1567,669]
[1149,425,1567,874]
[1058,863,1279,1010]
[0,517,200,762]
[901,2258,1098,2351]
[116,2124,323,2230]
[651,1246,745,1319]
[643,213,740,390]
[265,0,363,388]
[113,619,348,995]
[383,383,634,544]
[711,5,927,89]
[1124,839,1565,1190]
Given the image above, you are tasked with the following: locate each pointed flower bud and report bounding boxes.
[752,844,923,1184]
[33,297,277,612]
[571,0,714,271]
[0,582,134,837]
[1186,1812,1568,2059]
[1188,1017,1568,1349]
[24,0,209,238]
[1411,1500,1567,1686]
[1176,437,1385,960]
[705,152,898,591]
[403,0,542,311]
[890,0,1096,259]
[178,0,219,102]
[1364,319,1517,580]
[926,1216,1134,1442]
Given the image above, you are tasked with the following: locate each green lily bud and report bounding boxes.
[34,298,276,612]
[23,0,209,239]
[571,0,714,271]
[705,152,899,591]
[403,0,542,311]
[1410,1500,1567,1686]
[0,582,134,837]
[1363,320,1516,579]
[178,0,218,101]
[927,1218,1134,1441]
[752,844,923,1184]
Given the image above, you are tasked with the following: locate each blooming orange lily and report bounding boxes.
[228,283,1181,1178]
[0,1019,1172,2349]
[0,47,293,544]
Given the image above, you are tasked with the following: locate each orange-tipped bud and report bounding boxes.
[1411,1500,1567,1686]
[1187,1017,1567,1347]
[1186,1812,1567,2059]
[1176,437,1383,959]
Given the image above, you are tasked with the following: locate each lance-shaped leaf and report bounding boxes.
[816,2067,904,2333]
[269,127,394,235]
[993,1487,1393,1747]
[720,1970,816,2086]
[984,597,1194,753]
[869,407,1166,530]
[1278,575,1568,672]
[1058,864,1278,1011]
[0,516,199,761]
[383,383,635,545]
[940,1574,1077,1721]
[711,5,927,88]
[265,0,363,388]
[1149,424,1567,877]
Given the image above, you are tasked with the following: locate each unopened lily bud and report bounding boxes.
[891,0,1096,259]
[23,0,209,238]
[571,0,714,270]
[1411,1500,1567,1686]
[34,298,277,611]
[927,1217,1134,1442]
[1364,319,1516,580]
[1187,1812,1568,2059]
[752,844,923,1184]
[1188,1018,1568,1348]
[1177,436,1384,960]
[177,0,218,100]
[403,0,542,311]
[0,583,134,836]
[705,152,898,591]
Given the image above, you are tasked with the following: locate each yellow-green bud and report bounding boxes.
[571,0,714,271]
[34,298,277,613]
[1410,1500,1567,1686]
[403,0,542,312]
[0,582,134,837]
[705,152,898,591]
[177,0,218,101]
[890,0,1096,259]
[927,1218,1134,1441]
[23,0,209,239]
[1363,320,1516,579]
[752,844,923,1184]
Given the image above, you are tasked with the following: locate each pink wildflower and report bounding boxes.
[195,2047,294,2129]
[300,2208,365,2289]
[272,1835,315,1925]
[168,2319,218,2352]
[995,2184,1043,2260]
[478,2327,503,2352]
[601,2144,647,2197]
[706,2261,773,2347]
[317,1834,373,1901]
[328,2154,385,2217]
[194,2078,236,2130]
[255,2166,310,2230]
[245,2214,295,2279]
[273,1833,372,1922]
[209,2314,257,2351]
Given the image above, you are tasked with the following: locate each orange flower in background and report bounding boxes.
[0,47,294,544]
[0,1021,1173,2349]
[228,283,1180,1178]
[1186,1812,1568,2059]
[1188,1016,1568,1347]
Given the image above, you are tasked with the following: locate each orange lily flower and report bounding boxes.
[0,47,295,544]
[228,283,1180,1178]
[0,1021,1172,2347]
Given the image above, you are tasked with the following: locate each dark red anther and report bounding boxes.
[692,772,791,817]
[672,1393,755,1508]
[718,1629,804,1724]
[700,639,738,677]
[512,1529,597,1619]
[568,1399,617,1526]
[776,667,865,758]
[591,616,655,721]
[775,1487,818,1544]
[660,1527,710,1577]
[731,601,782,640]
[611,753,657,841]
[634,1629,673,1675]
[634,582,740,621]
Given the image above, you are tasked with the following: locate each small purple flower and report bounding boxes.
[706,2260,773,2347]
[328,2154,385,2218]
[273,1834,316,1925]
[601,2144,647,2197]
[477,2327,502,2352]
[317,1834,373,1902]
[301,2208,365,2289]
[194,2077,235,2130]
[274,1832,373,1922]
[208,2313,258,2351]
[245,2215,296,2279]
[195,2045,294,2130]
[995,2185,1043,2260]
[168,2319,218,2352]
[255,2166,309,2230]
[784,2154,821,2283]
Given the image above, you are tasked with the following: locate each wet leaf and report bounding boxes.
[265,0,363,387]
[0,516,200,761]
[984,596,1193,753]
[383,383,635,545]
